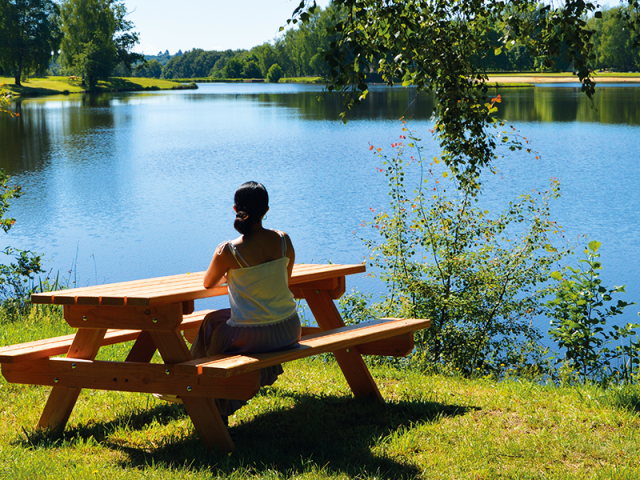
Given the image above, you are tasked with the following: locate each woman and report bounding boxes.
[189,181,301,418]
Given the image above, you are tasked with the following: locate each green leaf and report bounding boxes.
[550,271,563,281]
[588,240,601,252]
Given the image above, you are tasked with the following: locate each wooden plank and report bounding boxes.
[31,272,207,304]
[300,326,414,357]
[37,328,107,433]
[291,276,346,300]
[182,397,235,452]
[0,329,141,364]
[302,288,383,402]
[0,309,212,364]
[150,327,235,452]
[175,319,430,378]
[31,264,365,306]
[64,304,184,331]
[124,331,157,363]
[2,358,260,400]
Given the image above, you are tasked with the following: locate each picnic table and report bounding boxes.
[0,263,430,452]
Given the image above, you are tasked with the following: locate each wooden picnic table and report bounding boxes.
[1,263,430,452]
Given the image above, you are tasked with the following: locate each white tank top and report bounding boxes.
[225,232,297,326]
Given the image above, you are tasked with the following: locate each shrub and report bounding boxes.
[266,64,283,83]
[546,241,639,384]
[342,123,571,375]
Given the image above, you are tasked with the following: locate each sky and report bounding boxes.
[123,0,622,56]
[123,0,332,55]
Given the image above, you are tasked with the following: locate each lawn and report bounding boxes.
[1,76,195,97]
[1,309,640,479]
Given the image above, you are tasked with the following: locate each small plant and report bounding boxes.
[546,241,638,384]
[1,83,19,117]
[0,169,43,318]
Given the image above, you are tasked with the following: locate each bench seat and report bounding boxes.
[0,310,212,363]
[1,318,430,402]
[176,318,431,378]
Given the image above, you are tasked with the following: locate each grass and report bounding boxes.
[486,82,534,88]
[170,77,324,83]
[2,309,640,479]
[0,76,196,98]
[279,77,324,84]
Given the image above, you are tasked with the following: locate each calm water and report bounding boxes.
[1,83,639,323]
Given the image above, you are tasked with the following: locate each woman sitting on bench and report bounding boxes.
[188,181,301,418]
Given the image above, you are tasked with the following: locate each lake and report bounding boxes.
[1,83,639,324]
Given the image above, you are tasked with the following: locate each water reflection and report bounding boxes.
[494,86,640,124]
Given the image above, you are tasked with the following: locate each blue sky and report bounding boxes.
[123,0,622,56]
[124,0,332,55]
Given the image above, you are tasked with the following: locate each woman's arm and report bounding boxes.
[284,233,295,282]
[203,242,235,289]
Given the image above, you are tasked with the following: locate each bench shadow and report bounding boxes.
[16,402,189,448]
[106,392,476,479]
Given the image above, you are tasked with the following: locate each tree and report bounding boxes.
[266,63,283,82]
[59,0,142,89]
[133,59,162,78]
[288,0,637,189]
[221,56,243,79]
[0,0,61,86]
[241,55,262,78]
[589,6,640,71]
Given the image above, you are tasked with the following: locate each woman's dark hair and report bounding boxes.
[234,181,269,235]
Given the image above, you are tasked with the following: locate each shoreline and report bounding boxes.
[3,73,639,100]
[487,74,640,84]
[1,76,197,98]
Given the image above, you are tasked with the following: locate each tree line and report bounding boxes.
[1,1,638,88]
[105,3,640,81]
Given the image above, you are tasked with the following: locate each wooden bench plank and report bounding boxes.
[0,309,212,364]
[301,326,414,357]
[2,358,261,399]
[175,318,430,378]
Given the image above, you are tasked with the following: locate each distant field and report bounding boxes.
[1,76,196,97]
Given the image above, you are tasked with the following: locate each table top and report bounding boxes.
[31,263,366,307]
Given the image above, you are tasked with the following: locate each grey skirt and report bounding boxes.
[189,309,301,416]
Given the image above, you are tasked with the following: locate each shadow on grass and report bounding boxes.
[17,401,189,448]
[111,391,474,479]
[16,390,475,478]
[8,84,70,97]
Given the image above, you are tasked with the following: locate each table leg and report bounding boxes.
[125,331,157,363]
[150,330,235,452]
[37,328,107,433]
[302,288,384,403]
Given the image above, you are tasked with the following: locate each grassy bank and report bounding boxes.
[487,72,640,84]
[1,76,196,98]
[170,77,324,84]
[1,309,640,479]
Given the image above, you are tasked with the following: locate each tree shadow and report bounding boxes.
[106,391,476,479]
[7,84,67,97]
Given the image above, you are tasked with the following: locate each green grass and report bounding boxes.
[0,76,196,98]
[486,82,535,88]
[2,309,640,479]
[279,77,324,84]
[488,71,640,78]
